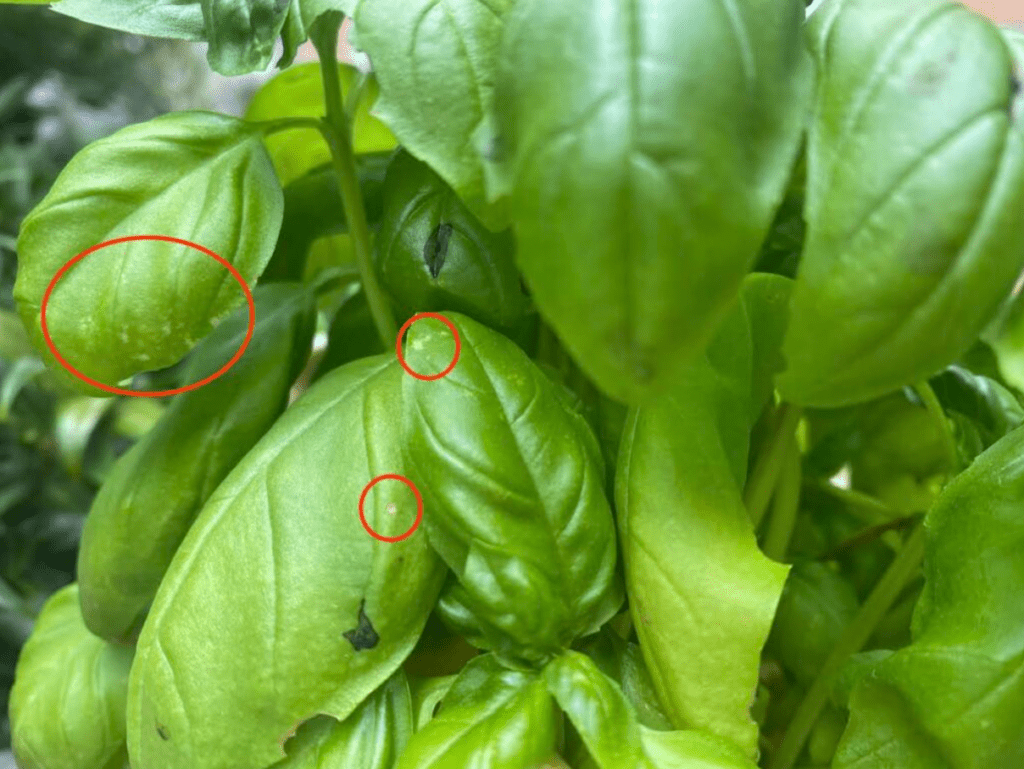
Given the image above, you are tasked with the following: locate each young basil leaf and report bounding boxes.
[76,283,316,645]
[834,426,1024,769]
[244,62,396,186]
[14,111,283,394]
[9,584,134,769]
[374,150,530,331]
[273,671,413,769]
[401,313,623,666]
[616,277,790,757]
[408,674,457,732]
[199,0,292,75]
[393,654,558,769]
[51,0,206,41]
[928,365,1024,452]
[346,0,513,229]
[493,0,812,404]
[779,0,1024,407]
[127,356,446,769]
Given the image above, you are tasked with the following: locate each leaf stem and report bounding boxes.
[912,381,960,474]
[746,403,802,527]
[768,523,927,769]
[311,15,397,349]
[812,480,899,526]
[762,439,802,562]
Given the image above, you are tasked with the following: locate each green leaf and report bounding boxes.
[393,654,558,769]
[834,426,1024,768]
[779,0,1024,407]
[9,584,134,769]
[51,0,206,40]
[126,356,446,769]
[493,0,811,403]
[244,62,396,186]
[199,0,292,76]
[347,0,514,229]
[273,671,413,769]
[314,288,385,379]
[401,313,623,666]
[928,365,1024,462]
[615,277,791,757]
[14,111,283,394]
[639,729,760,769]
[408,674,458,731]
[373,150,530,330]
[76,284,316,645]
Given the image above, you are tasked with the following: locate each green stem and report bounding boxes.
[311,18,397,349]
[763,439,802,562]
[769,523,927,769]
[746,403,803,527]
[813,480,899,526]
[912,381,960,474]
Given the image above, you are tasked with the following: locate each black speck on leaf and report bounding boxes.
[156,724,170,741]
[343,599,380,651]
[423,224,453,279]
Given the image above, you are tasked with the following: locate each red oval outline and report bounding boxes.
[358,474,423,543]
[395,312,461,381]
[39,235,255,398]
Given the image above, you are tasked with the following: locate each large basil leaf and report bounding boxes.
[76,284,316,646]
[126,356,446,769]
[244,62,396,186]
[401,313,623,666]
[14,111,283,394]
[493,0,811,403]
[393,654,558,769]
[199,0,292,75]
[616,278,791,757]
[51,0,206,40]
[834,426,1024,769]
[346,0,513,229]
[9,584,134,769]
[272,671,413,769]
[373,150,530,330]
[779,0,1024,407]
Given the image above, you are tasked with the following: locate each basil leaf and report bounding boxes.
[197,0,292,76]
[14,111,283,394]
[77,283,316,645]
[408,674,457,732]
[51,0,206,40]
[639,729,760,769]
[373,150,530,330]
[127,357,446,769]
[493,0,811,403]
[616,277,790,757]
[244,62,396,186]
[347,0,513,229]
[273,671,413,769]
[9,584,134,769]
[393,654,558,769]
[402,313,623,666]
[928,365,1024,452]
[835,426,1024,768]
[779,0,1024,407]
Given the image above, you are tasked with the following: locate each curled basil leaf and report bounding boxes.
[493,0,811,403]
[14,111,283,394]
[374,151,530,331]
[835,426,1024,768]
[616,277,791,757]
[199,0,291,76]
[127,357,446,769]
[779,0,1024,407]
[394,654,557,769]
[401,313,623,666]
[76,283,316,645]
[51,0,206,40]
[9,584,134,769]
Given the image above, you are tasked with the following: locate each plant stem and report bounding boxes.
[813,480,899,526]
[311,17,397,349]
[769,523,927,769]
[763,439,802,562]
[912,381,960,474]
[746,403,803,528]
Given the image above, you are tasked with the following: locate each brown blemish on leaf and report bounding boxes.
[343,599,380,651]
[156,724,169,741]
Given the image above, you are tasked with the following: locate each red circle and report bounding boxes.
[395,312,461,380]
[38,235,255,398]
[358,474,423,542]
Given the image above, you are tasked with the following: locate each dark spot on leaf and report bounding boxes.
[1011,70,1022,122]
[423,224,453,279]
[433,699,443,717]
[156,724,169,741]
[343,599,379,651]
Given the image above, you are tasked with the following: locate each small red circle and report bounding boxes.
[39,235,255,398]
[358,474,423,543]
[395,312,461,381]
